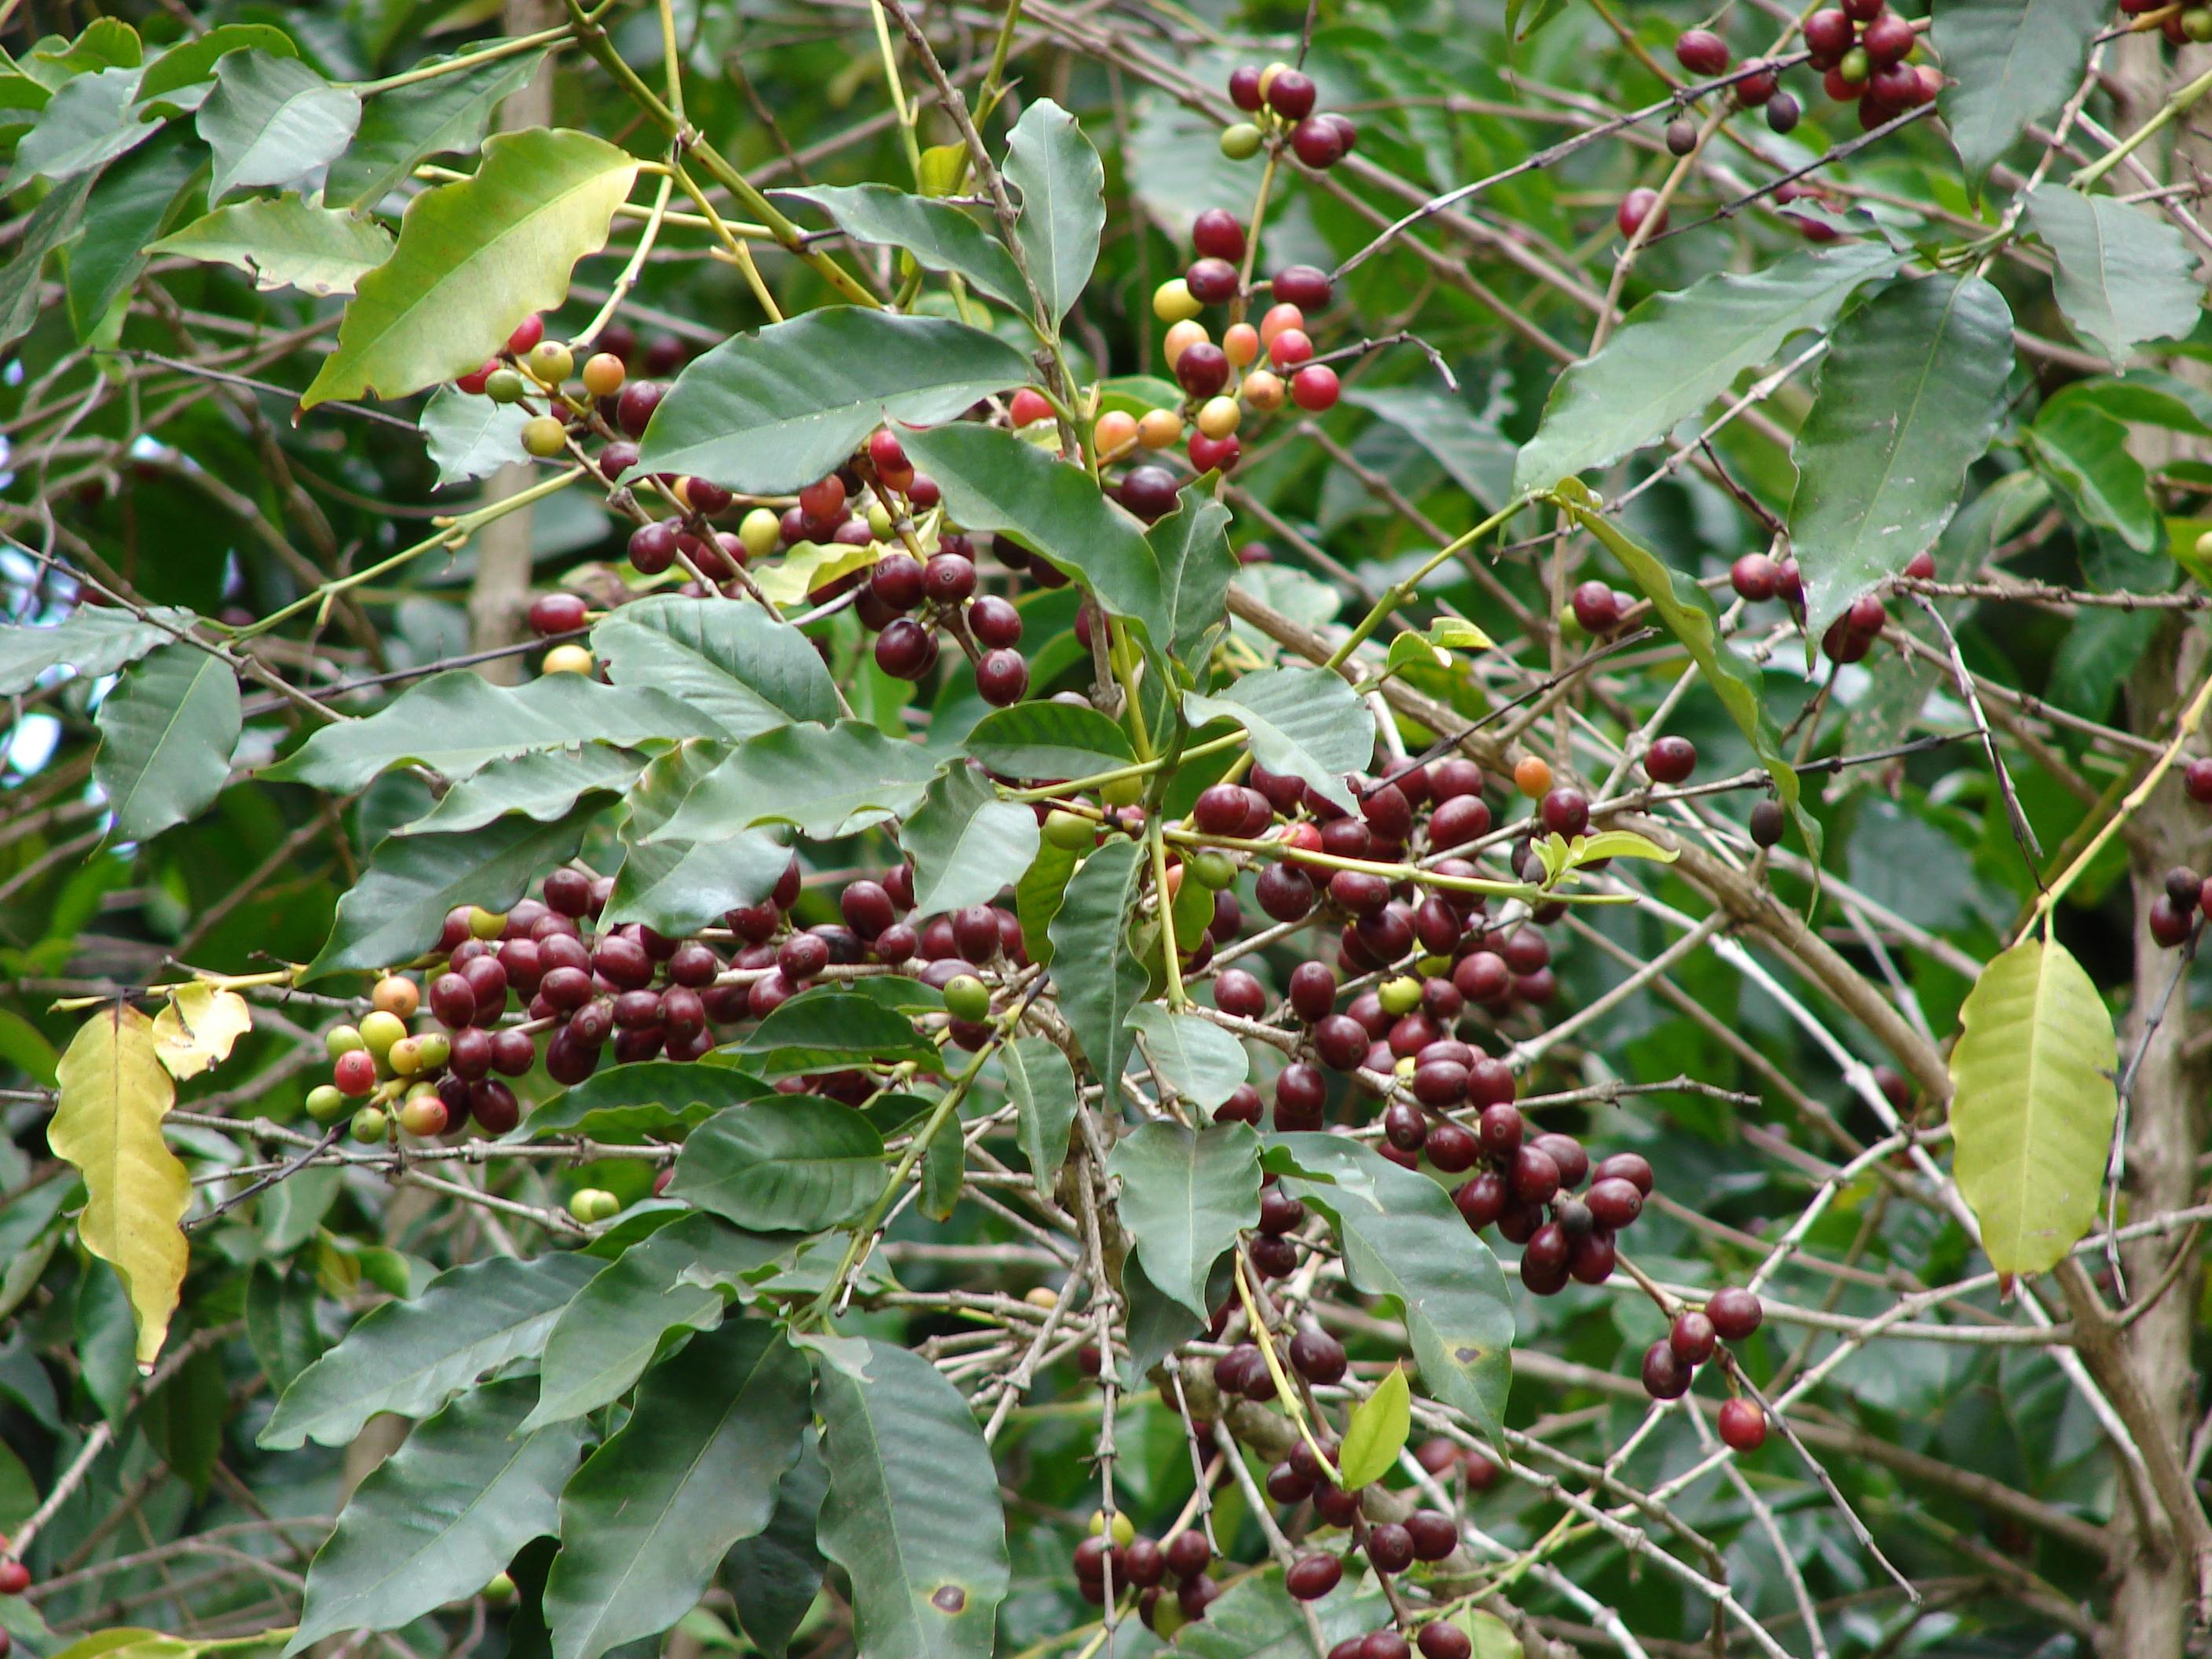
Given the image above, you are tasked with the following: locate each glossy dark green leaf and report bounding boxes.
[261,1253,599,1449]
[142,1343,225,1496]
[244,1263,326,1393]
[65,126,200,338]
[1345,384,1518,510]
[1933,0,2104,188]
[739,984,941,1076]
[1551,479,1817,862]
[1106,1121,1261,1318]
[727,1433,828,1659]
[196,51,359,202]
[521,1060,773,1143]
[402,745,643,835]
[266,670,714,789]
[526,1214,793,1428]
[920,1101,965,1221]
[1514,243,1901,493]
[1001,1035,1078,1200]
[770,184,1026,310]
[1275,1133,1514,1447]
[1048,838,1148,1089]
[900,762,1039,914]
[1788,274,2015,637]
[1016,836,1079,969]
[545,1321,810,1659]
[0,169,96,350]
[1147,487,1239,668]
[649,722,939,842]
[1004,98,1104,329]
[964,701,1135,780]
[328,47,547,210]
[634,309,1030,492]
[604,742,791,937]
[93,644,240,843]
[811,1336,1010,1659]
[151,195,393,298]
[289,1378,584,1652]
[135,24,296,108]
[2023,186,2201,368]
[594,595,839,738]
[1185,665,1369,813]
[672,1098,888,1230]
[1122,1005,1248,1115]
[900,423,1168,646]
[2030,399,2158,551]
[308,796,615,977]
[8,68,159,184]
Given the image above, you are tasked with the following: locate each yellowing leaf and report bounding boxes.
[1949,936,2117,1275]
[150,983,253,1080]
[53,1005,189,1367]
[1573,830,1679,866]
[751,540,883,607]
[1338,1363,1411,1488]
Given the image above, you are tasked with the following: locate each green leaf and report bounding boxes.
[196,52,359,203]
[328,47,547,211]
[1949,935,2118,1275]
[727,1434,828,1659]
[93,644,240,844]
[260,1253,599,1449]
[2023,186,2201,368]
[1003,97,1103,330]
[0,600,178,696]
[302,128,639,408]
[811,1336,1010,1659]
[634,309,1030,493]
[1048,839,1148,1089]
[244,1265,325,1392]
[1122,1005,1248,1115]
[901,764,1040,914]
[1172,1566,1386,1659]
[520,1060,773,1143]
[1549,479,1817,863]
[8,68,159,185]
[1001,1036,1078,1200]
[526,1214,792,1428]
[307,797,613,978]
[1147,489,1239,669]
[1514,243,1903,494]
[770,184,1026,311]
[151,196,392,297]
[592,594,840,738]
[965,701,1135,780]
[0,169,96,350]
[1274,1133,1514,1448]
[605,742,791,939]
[1185,665,1370,814]
[1345,385,1518,510]
[288,1378,584,1653]
[418,381,531,484]
[265,669,715,789]
[1106,1121,1261,1319]
[1788,273,2015,639]
[135,24,296,108]
[66,127,201,339]
[899,423,1168,646]
[1384,618,1496,677]
[740,983,942,1077]
[1337,1364,1411,1489]
[1933,0,2105,189]
[2029,400,2158,552]
[1016,835,1079,969]
[546,1321,810,1659]
[672,1097,888,1231]
[650,722,940,842]
[403,746,645,835]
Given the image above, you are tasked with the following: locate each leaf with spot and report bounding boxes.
[1107,1122,1261,1319]
[1185,666,1371,813]
[93,643,240,844]
[811,1335,1010,1659]
[1003,98,1104,330]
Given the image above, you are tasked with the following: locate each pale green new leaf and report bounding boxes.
[1338,1364,1411,1489]
[151,196,393,296]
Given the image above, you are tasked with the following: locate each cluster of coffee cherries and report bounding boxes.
[2119,0,2212,41]
[1640,1291,1771,1447]
[456,315,680,474]
[1796,5,1942,130]
[1219,60,1359,170]
[1071,1512,1225,1635]
[2144,862,2212,949]
[1729,546,1929,667]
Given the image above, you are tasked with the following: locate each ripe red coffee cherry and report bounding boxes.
[1570,580,1622,634]
[1719,1397,1769,1452]
[1229,63,1265,109]
[2185,756,2212,803]
[1617,188,1668,240]
[1272,265,1333,311]
[614,380,663,438]
[1175,342,1231,398]
[1642,1341,1694,1401]
[1706,1286,1764,1340]
[1291,116,1346,168]
[334,1049,377,1097]
[1730,552,1782,602]
[1365,1522,1415,1574]
[2150,895,2194,948]
[1256,863,1317,923]
[1266,69,1317,119]
[968,594,1022,649]
[1540,788,1589,838]
[1313,1013,1370,1071]
[1453,1172,1507,1230]
[1643,736,1697,785]
[1268,1459,1316,1504]
[1288,960,1338,1022]
[1804,7,1852,57]
[1275,1061,1328,1130]
[1734,63,1778,104]
[1165,1530,1210,1580]
[1193,784,1248,835]
[1766,92,1801,133]
[1532,1132,1588,1189]
[778,932,830,982]
[528,593,588,636]
[430,972,478,1029]
[1403,1510,1458,1562]
[976,649,1029,706]
[1290,1328,1347,1383]
[1121,465,1181,522]
[1361,1633,1411,1659]
[1508,1144,1560,1205]
[507,313,545,355]
[1586,1176,1644,1229]
[1192,208,1247,262]
[799,475,846,522]
[870,552,926,612]
[874,617,938,681]
[1417,1625,1471,1659]
[1214,968,1266,1019]
[1424,1119,1479,1174]
[1675,27,1730,75]
[1286,1554,1342,1601]
[1861,12,1913,62]
[1186,257,1240,304]
[1476,1102,1525,1158]
[1669,1309,1718,1364]
[1259,1186,1306,1234]
[924,554,978,605]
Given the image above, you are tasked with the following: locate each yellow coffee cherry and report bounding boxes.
[1223,322,1260,367]
[387,1035,426,1076]
[542,643,595,676]
[521,416,568,458]
[1196,396,1242,440]
[1152,278,1203,323]
[1137,409,1185,449]
[1088,1511,1137,1548]
[866,501,894,539]
[526,340,573,386]
[468,906,507,939]
[740,507,782,561]
[358,1010,407,1060]
[580,351,626,397]
[372,975,419,1018]
[1024,1285,1060,1311]
[1242,370,1286,412]
[1258,61,1291,101]
[1163,319,1210,368]
[1095,409,1139,456]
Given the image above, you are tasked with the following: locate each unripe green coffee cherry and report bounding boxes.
[943,974,991,1024]
[1838,46,1870,82]
[1378,976,1423,1016]
[485,368,528,405]
[1088,1511,1137,1548]
[1101,774,1144,808]
[1043,810,1097,851]
[306,1084,346,1123]
[414,1031,451,1070]
[1188,851,1237,889]
[521,416,568,458]
[2186,5,2212,40]
[325,1024,365,1059]
[1220,123,1264,160]
[588,1189,622,1222]
[866,502,893,539]
[350,1105,388,1144]
[482,1573,516,1606]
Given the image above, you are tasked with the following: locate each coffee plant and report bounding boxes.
[1,0,2209,1654]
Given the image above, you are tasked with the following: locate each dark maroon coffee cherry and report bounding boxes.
[874,617,939,681]
[1120,465,1181,522]
[1286,1328,1346,1386]
[1730,552,1782,602]
[1591,1152,1654,1199]
[1275,1061,1328,1130]
[628,520,679,575]
[1272,265,1333,311]
[1585,1176,1645,1230]
[1570,580,1622,634]
[1424,1119,1478,1174]
[1259,1186,1306,1235]
[1476,1102,1525,1157]
[1861,12,1913,62]
[1568,1229,1616,1284]
[1643,736,1697,785]
[1766,91,1801,132]
[2187,756,2212,804]
[1642,1340,1693,1401]
[968,594,1022,649]
[1718,1397,1768,1452]
[1453,1171,1506,1230]
[778,932,830,982]
[1165,1529,1210,1580]
[2150,895,2194,948]
[528,592,588,636]
[1267,1459,1316,1504]
[1531,1132,1588,1189]
[1313,1013,1370,1071]
[1285,1553,1342,1601]
[428,972,477,1029]
[1404,1510,1458,1562]
[870,552,926,610]
[1266,68,1317,118]
[1186,257,1240,304]
[544,867,593,917]
[1364,1522,1415,1574]
[1382,1101,1427,1152]
[1417,1624,1471,1659]
[1674,27,1729,74]
[1192,208,1247,261]
[1507,1144,1560,1206]
[1291,115,1346,168]
[838,881,895,941]
[1804,7,1851,56]
[1706,1286,1763,1339]
[1749,800,1785,848]
[976,648,1029,706]
[1175,342,1231,398]
[1256,863,1317,923]
[1218,1082,1263,1125]
[615,380,663,438]
[1314,1481,1364,1526]
[1669,1309,1717,1365]
[924,553,978,606]
[1539,788,1589,838]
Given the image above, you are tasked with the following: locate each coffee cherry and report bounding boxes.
[2185,756,2212,803]
[1221,123,1264,159]
[506,314,545,355]
[1749,800,1785,848]
[1669,1309,1717,1365]
[528,593,588,636]
[1274,1061,1328,1130]
[1256,863,1317,923]
[874,618,938,681]
[1642,1341,1693,1401]
[521,416,567,458]
[1213,968,1265,1020]
[398,1092,449,1137]
[1164,1530,1210,1580]
[2151,895,2194,948]
[1192,207,1247,261]
[1267,1459,1315,1504]
[1289,1329,1346,1388]
[333,1049,377,1097]
[1730,552,1782,602]
[1512,755,1553,797]
[1718,1397,1768,1452]
[977,649,1029,706]
[1617,188,1668,240]
[1540,788,1589,838]
[1804,7,1852,57]
[1416,1625,1471,1659]
[1706,1286,1763,1340]
[1665,118,1697,156]
[1766,92,1801,133]
[1291,364,1341,412]
[1675,27,1730,75]
[0,1562,31,1597]
[1365,1522,1415,1574]
[1291,115,1346,168]
[1267,69,1317,119]
[1285,1554,1342,1600]
[1643,736,1697,786]
[1176,342,1231,399]
[1121,465,1181,522]
[350,1105,388,1144]
[1273,266,1334,312]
